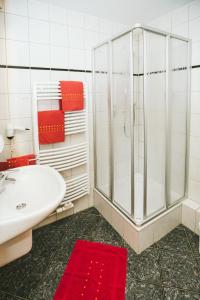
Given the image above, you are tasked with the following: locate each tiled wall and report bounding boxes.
[0,0,127,160]
[0,0,127,212]
[149,0,200,204]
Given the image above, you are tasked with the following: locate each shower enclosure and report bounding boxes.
[93,24,190,225]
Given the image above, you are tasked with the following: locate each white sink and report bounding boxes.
[0,165,66,245]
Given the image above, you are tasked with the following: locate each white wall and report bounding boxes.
[0,0,127,214]
[0,0,127,159]
[149,0,200,204]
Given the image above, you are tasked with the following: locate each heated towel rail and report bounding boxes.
[32,82,90,208]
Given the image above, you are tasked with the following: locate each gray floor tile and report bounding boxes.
[160,249,200,291]
[1,208,200,300]
[156,227,191,254]
[128,246,161,283]
[126,280,164,300]
[0,291,27,300]
[163,287,200,300]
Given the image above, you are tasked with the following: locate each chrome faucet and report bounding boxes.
[0,170,16,192]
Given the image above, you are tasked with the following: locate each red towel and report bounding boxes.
[54,240,127,300]
[7,154,36,168]
[0,162,9,171]
[38,110,64,144]
[60,81,84,111]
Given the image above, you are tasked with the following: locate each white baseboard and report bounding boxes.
[182,198,200,235]
[94,189,182,253]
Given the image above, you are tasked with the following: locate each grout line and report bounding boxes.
[0,64,92,73]
[0,64,200,73]
[134,277,200,294]
[0,289,28,300]
[184,227,200,273]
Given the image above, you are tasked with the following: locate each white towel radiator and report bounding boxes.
[32,82,90,209]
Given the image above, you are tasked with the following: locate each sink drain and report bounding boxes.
[16,203,26,209]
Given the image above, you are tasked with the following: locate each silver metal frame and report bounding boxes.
[92,42,112,200]
[92,23,191,226]
[143,29,147,218]
[165,35,170,209]
[130,30,135,217]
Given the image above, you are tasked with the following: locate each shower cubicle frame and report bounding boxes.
[92,24,191,225]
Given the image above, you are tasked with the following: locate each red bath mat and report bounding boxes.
[53,240,128,300]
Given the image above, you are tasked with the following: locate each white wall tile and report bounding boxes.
[68,26,84,49]
[85,50,92,70]
[85,14,100,32]
[84,30,99,50]
[189,157,200,181]
[0,94,9,119]
[191,68,200,92]
[67,10,84,28]
[0,12,5,39]
[28,0,49,21]
[182,199,200,231]
[123,220,139,253]
[30,69,51,88]
[189,0,200,21]
[172,22,189,37]
[0,1,126,213]
[50,70,70,82]
[68,48,85,69]
[153,206,181,242]
[12,117,32,143]
[6,40,29,66]
[9,94,31,118]
[150,13,172,32]
[139,225,154,253]
[189,180,200,203]
[100,19,113,34]
[0,119,10,144]
[189,17,200,42]
[50,46,68,68]
[190,136,200,158]
[192,42,200,65]
[50,23,67,47]
[111,208,124,237]
[7,69,31,93]
[5,14,29,42]
[191,91,200,114]
[29,18,50,44]
[30,43,50,67]
[0,69,8,94]
[171,5,189,27]
[0,38,6,65]
[190,115,200,137]
[73,195,89,213]
[5,0,28,17]
[12,140,33,156]
[49,4,66,25]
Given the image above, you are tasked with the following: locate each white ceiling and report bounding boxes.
[41,0,194,25]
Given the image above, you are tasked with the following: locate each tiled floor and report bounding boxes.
[0,207,200,299]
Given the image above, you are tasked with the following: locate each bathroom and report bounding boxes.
[0,0,200,298]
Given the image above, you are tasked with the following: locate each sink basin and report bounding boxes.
[0,165,66,245]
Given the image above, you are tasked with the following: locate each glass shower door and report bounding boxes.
[94,43,111,198]
[112,32,133,215]
[143,31,167,217]
[168,38,188,205]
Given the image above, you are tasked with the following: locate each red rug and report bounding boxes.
[53,240,128,300]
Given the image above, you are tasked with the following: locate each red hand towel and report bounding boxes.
[38,110,65,144]
[7,154,36,168]
[0,162,9,171]
[60,81,84,111]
